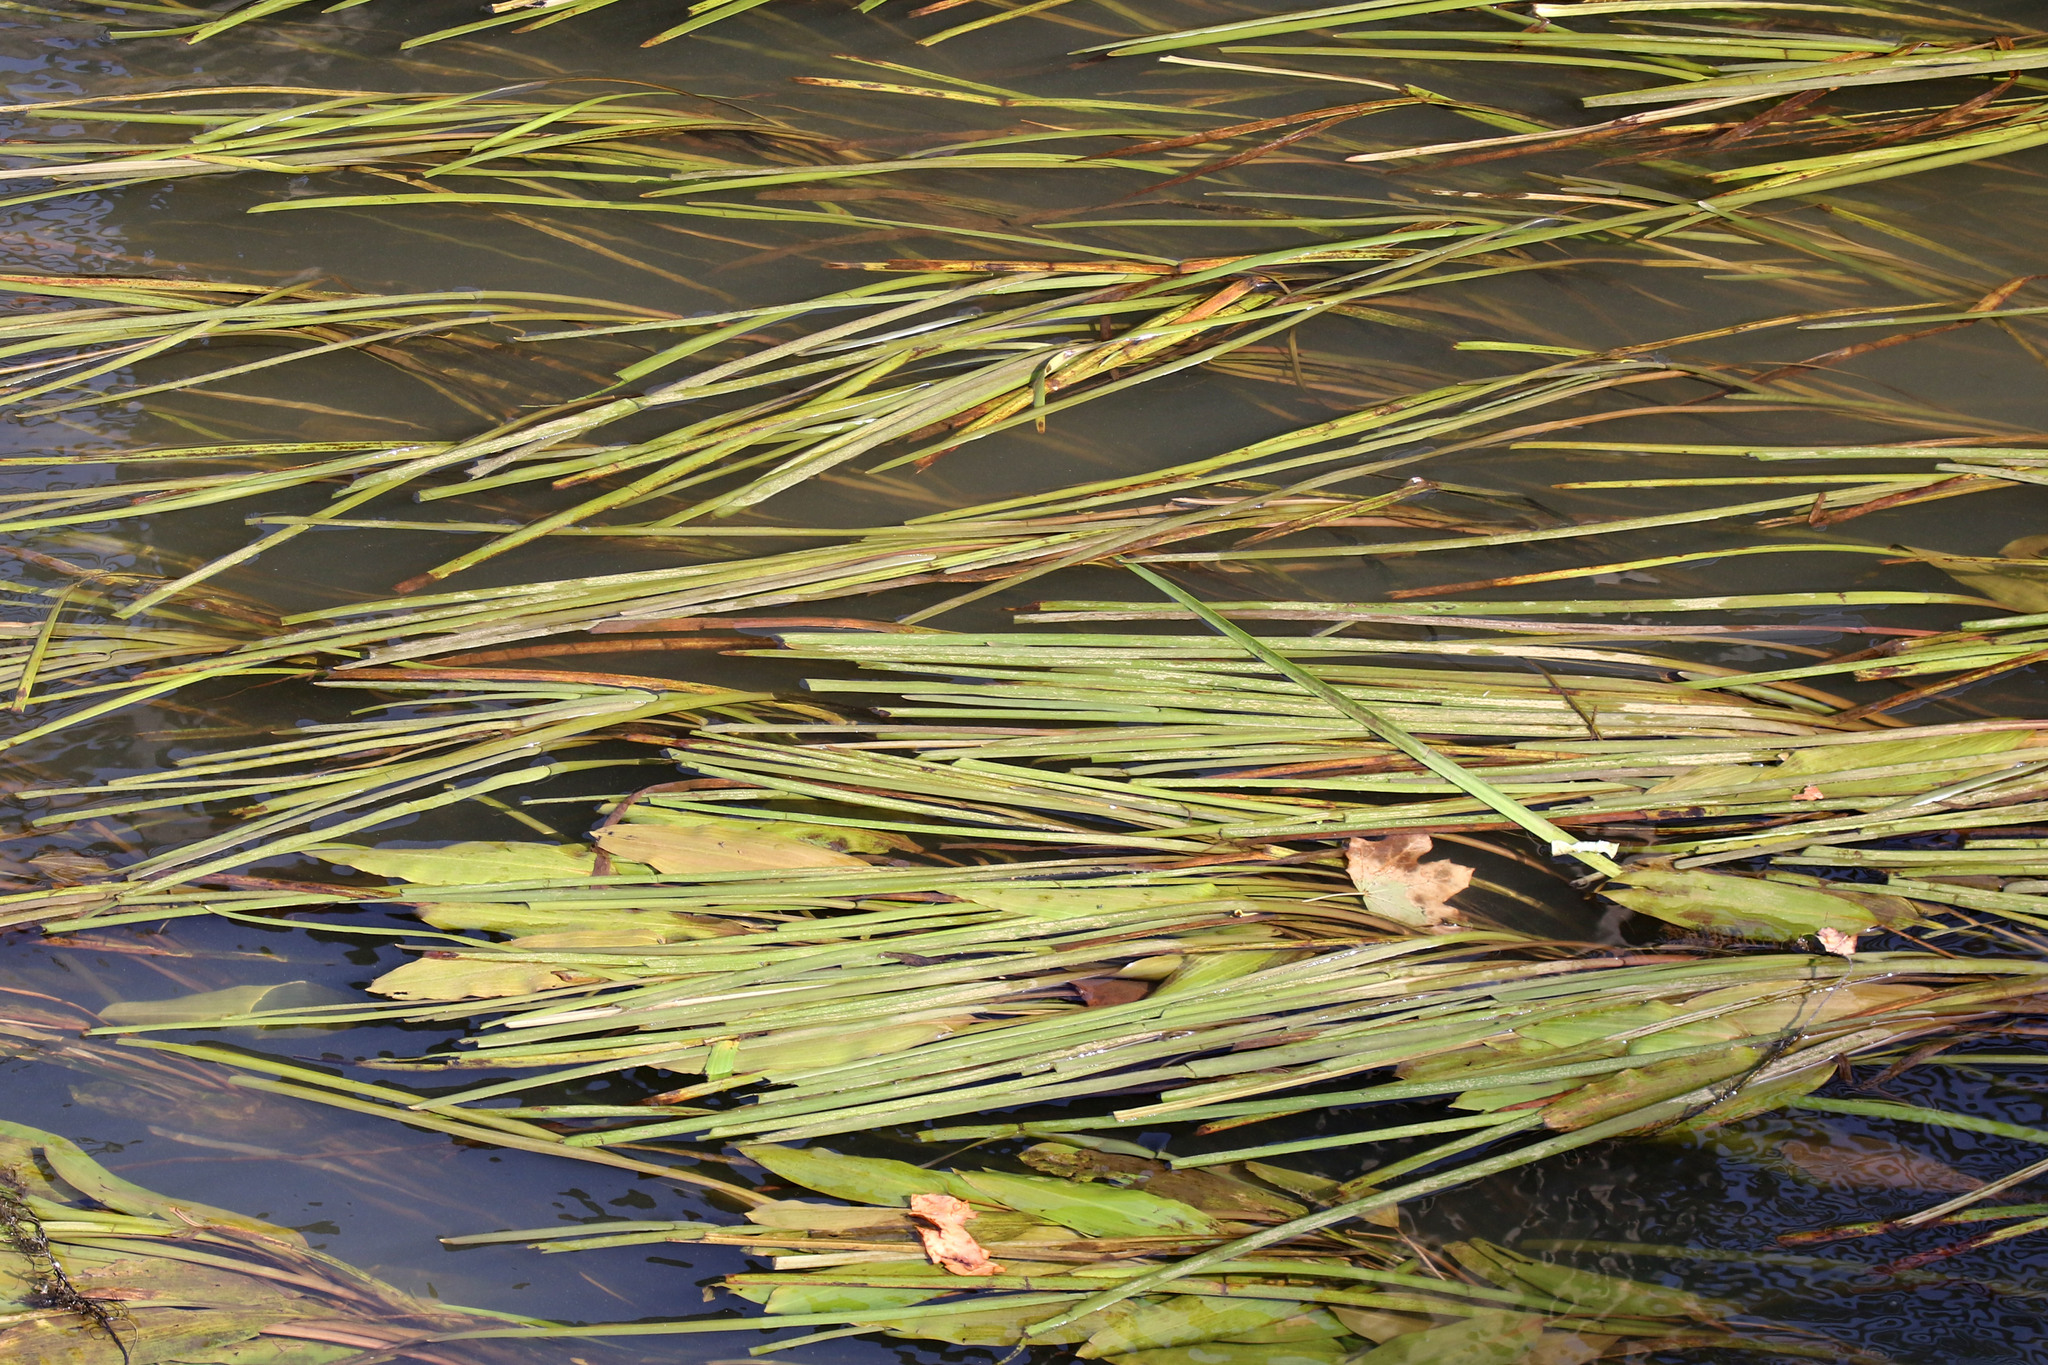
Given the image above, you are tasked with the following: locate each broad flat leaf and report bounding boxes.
[1102,1346,1348,1365]
[1348,1309,1545,1364]
[71,1253,309,1315]
[760,1283,938,1316]
[1661,1067,1829,1133]
[1329,1306,1433,1343]
[594,821,869,873]
[740,1144,977,1207]
[957,1170,1217,1238]
[1017,1144,1304,1219]
[1215,1308,1348,1343]
[416,902,738,937]
[506,926,678,949]
[366,955,601,1001]
[743,1200,908,1232]
[1526,1332,1616,1365]
[317,841,596,884]
[1453,1240,1710,1318]
[1346,834,1471,931]
[1602,869,1876,940]
[100,980,354,1026]
[1243,1162,1342,1204]
[1648,729,2032,800]
[1081,1295,1306,1357]
[627,807,916,855]
[1452,1078,1583,1113]
[0,1305,274,1365]
[1150,949,1302,1000]
[883,1300,1094,1346]
[1714,981,1933,1034]
[1540,1048,1763,1132]
[735,1018,971,1081]
[1519,1003,1677,1050]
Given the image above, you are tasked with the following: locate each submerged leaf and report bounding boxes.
[1776,1133,1983,1192]
[100,980,354,1026]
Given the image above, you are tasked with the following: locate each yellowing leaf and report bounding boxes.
[366,955,601,1001]
[415,902,739,937]
[732,1019,969,1081]
[742,1200,908,1232]
[593,821,869,873]
[624,807,916,855]
[317,841,596,883]
[1646,729,2032,802]
[1602,869,1877,940]
[1346,834,1471,931]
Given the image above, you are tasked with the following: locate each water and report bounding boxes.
[5,2,2048,1360]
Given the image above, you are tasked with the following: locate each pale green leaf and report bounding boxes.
[317,841,595,884]
[740,1144,977,1207]
[1602,869,1877,940]
[957,1171,1217,1238]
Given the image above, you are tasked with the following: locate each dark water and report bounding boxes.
[5,2,2048,1361]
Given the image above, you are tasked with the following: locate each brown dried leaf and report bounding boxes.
[1074,976,1151,1008]
[1346,834,1473,931]
[907,1192,1003,1277]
